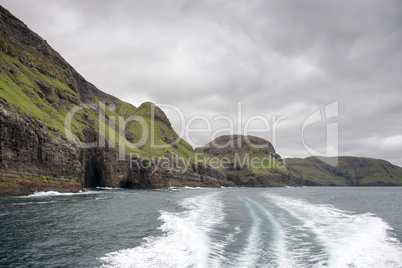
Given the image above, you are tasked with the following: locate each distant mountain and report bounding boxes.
[195,135,301,187]
[0,5,229,195]
[195,134,402,186]
[286,156,402,186]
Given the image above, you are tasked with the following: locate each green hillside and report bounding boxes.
[286,156,402,186]
[195,135,299,186]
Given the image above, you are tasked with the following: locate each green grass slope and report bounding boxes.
[124,101,194,160]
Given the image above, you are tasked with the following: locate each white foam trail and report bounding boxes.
[100,192,225,268]
[263,193,402,268]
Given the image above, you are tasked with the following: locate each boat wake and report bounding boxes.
[100,192,225,267]
[100,190,402,267]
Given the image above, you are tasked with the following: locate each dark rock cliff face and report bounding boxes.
[83,150,235,189]
[0,104,82,181]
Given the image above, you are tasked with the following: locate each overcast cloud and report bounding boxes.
[1,0,401,165]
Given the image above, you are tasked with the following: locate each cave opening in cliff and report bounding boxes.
[120,181,141,189]
[90,169,101,188]
[85,164,102,188]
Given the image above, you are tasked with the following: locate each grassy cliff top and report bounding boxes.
[196,135,288,178]
[196,134,277,157]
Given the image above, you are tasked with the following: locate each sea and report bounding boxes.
[1,186,401,267]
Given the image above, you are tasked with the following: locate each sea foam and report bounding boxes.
[26,191,82,197]
[100,192,225,268]
[263,193,402,268]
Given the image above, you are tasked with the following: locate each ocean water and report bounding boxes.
[1,187,401,267]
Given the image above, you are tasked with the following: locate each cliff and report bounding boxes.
[0,5,232,195]
[286,156,402,186]
[195,135,301,187]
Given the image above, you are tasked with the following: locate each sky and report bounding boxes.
[1,0,402,166]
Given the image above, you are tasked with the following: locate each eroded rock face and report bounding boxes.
[0,104,82,182]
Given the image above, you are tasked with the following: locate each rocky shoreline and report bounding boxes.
[0,178,83,197]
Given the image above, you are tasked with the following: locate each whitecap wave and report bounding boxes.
[26,191,83,197]
[183,186,209,190]
[167,186,180,191]
[24,189,98,197]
